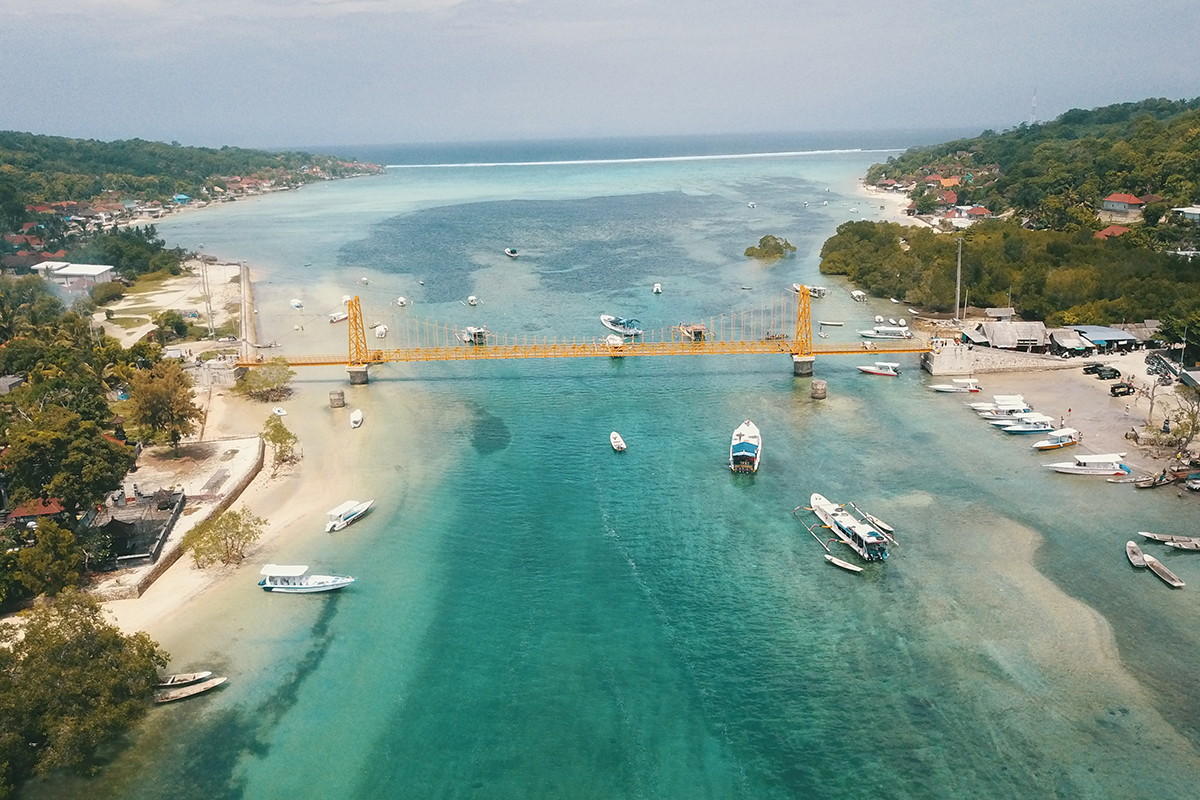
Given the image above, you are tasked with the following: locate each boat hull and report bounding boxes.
[154,676,228,703]
[1126,541,1147,567]
[729,420,761,473]
[610,432,627,451]
[260,576,357,593]
[1143,554,1185,588]
[326,500,375,532]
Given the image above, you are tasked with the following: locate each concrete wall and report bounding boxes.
[922,343,1081,375]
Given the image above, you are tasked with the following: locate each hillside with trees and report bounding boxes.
[864,97,1200,242]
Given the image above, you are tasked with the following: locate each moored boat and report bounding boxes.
[350,409,364,429]
[929,378,980,393]
[1032,428,1080,451]
[856,361,900,376]
[258,565,356,593]
[610,431,627,451]
[729,420,761,473]
[809,493,888,561]
[998,413,1057,434]
[977,404,1034,421]
[1143,554,1185,588]
[858,325,913,340]
[1140,531,1200,544]
[1044,453,1130,476]
[504,248,518,258]
[1126,540,1147,568]
[329,311,349,323]
[325,499,374,531]
[1164,540,1200,551]
[157,671,213,688]
[600,315,643,337]
[652,283,662,294]
[154,676,228,704]
[461,325,489,344]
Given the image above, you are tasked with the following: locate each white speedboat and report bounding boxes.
[324,499,375,531]
[467,295,478,306]
[808,286,828,298]
[290,299,304,310]
[1044,453,1131,476]
[1032,428,1080,451]
[610,431,627,451]
[397,296,408,307]
[998,413,1057,434]
[600,315,643,336]
[929,378,980,393]
[850,290,866,302]
[856,362,900,376]
[729,420,761,473]
[329,312,349,324]
[504,248,518,258]
[341,294,352,304]
[258,565,356,593]
[858,325,913,340]
[652,283,662,294]
[809,493,889,562]
[604,334,624,347]
[977,404,1034,421]
[816,320,843,327]
[350,409,364,428]
[375,325,388,339]
[272,407,287,416]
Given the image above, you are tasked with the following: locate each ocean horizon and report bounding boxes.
[31,132,1200,800]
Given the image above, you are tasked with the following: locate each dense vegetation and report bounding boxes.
[744,235,796,260]
[819,219,1200,327]
[67,226,184,280]
[0,590,167,797]
[865,97,1200,237]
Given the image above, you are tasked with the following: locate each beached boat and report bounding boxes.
[157,671,213,688]
[1134,471,1176,489]
[324,499,375,531]
[1164,540,1200,551]
[350,409,364,429]
[998,414,1057,434]
[329,312,349,324]
[652,283,662,294]
[928,378,980,393]
[290,299,304,310]
[600,315,643,337]
[1044,453,1131,476]
[1032,428,1080,451]
[850,290,866,302]
[977,404,1034,421]
[1186,473,1200,491]
[856,361,900,377]
[824,553,863,573]
[610,431,627,451]
[272,407,287,416]
[1139,531,1200,544]
[258,565,357,593]
[1142,554,1185,588]
[809,493,888,562]
[858,325,913,340]
[461,325,489,344]
[154,676,227,704]
[504,248,518,258]
[1126,541,1147,568]
[729,420,761,473]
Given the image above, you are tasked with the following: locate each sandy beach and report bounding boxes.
[856,182,932,228]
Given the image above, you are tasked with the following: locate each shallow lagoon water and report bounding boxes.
[33,137,1200,799]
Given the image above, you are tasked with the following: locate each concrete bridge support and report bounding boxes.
[792,355,815,377]
[347,365,371,385]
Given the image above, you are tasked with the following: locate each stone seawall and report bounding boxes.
[922,345,1081,375]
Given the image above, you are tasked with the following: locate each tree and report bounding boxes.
[0,407,133,518]
[1173,385,1200,452]
[181,506,265,567]
[151,309,188,342]
[128,360,202,454]
[744,235,797,260]
[0,589,167,795]
[262,414,299,474]
[234,356,295,401]
[14,520,82,597]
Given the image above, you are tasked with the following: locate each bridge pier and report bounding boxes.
[791,355,814,377]
[347,365,370,385]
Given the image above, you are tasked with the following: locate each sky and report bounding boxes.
[2,0,1198,150]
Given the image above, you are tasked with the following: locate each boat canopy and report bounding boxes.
[261,564,309,577]
[1049,428,1078,437]
[874,362,900,368]
[1074,453,1126,463]
[731,442,759,457]
[328,500,361,518]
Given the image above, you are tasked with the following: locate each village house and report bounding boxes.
[1094,224,1131,240]
[1101,193,1145,213]
[1172,206,1200,222]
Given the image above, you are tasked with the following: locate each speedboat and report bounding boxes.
[850,290,866,302]
[858,325,913,340]
[968,395,1025,410]
[272,407,287,416]
[610,431,627,451]
[329,312,349,323]
[1043,453,1131,476]
[600,315,643,337]
[341,295,352,304]
[856,362,900,376]
[504,248,518,258]
[290,299,304,309]
[729,420,761,473]
[929,378,980,393]
[375,325,388,339]
[324,499,375,531]
[467,295,478,306]
[1143,554,1185,588]
[1031,428,1080,451]
[997,414,1056,434]
[652,283,662,294]
[397,296,408,307]
[461,325,489,344]
[258,564,356,593]
[350,409,364,428]
[604,334,624,347]
[977,404,1034,421]
[808,286,828,298]
[809,493,889,561]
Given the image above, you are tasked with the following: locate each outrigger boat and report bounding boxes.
[1126,541,1147,568]
[258,565,356,593]
[1139,531,1200,544]
[729,420,761,473]
[157,671,213,688]
[325,499,375,531]
[1032,428,1080,451]
[1164,540,1200,551]
[600,315,643,337]
[929,378,981,393]
[610,431,627,451]
[154,676,228,704]
[856,361,900,377]
[808,493,889,562]
[1142,554,1186,588]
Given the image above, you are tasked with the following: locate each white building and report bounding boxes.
[32,262,115,286]
[1172,206,1200,222]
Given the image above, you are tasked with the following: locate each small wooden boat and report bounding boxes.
[1134,472,1176,489]
[154,676,228,704]
[824,554,863,573]
[1164,540,1200,551]
[1139,531,1200,544]
[1143,554,1185,588]
[610,431,627,451]
[1126,541,1147,568]
[157,671,213,688]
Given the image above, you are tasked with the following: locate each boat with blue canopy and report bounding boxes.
[729,420,761,473]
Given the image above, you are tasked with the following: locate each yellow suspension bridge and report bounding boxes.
[239,287,929,379]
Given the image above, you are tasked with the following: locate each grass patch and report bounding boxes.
[108,317,149,330]
[126,269,182,294]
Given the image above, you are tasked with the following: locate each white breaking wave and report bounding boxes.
[384,148,901,170]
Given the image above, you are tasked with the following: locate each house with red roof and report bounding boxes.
[1094,225,1131,240]
[1102,193,1144,213]
[966,206,992,218]
[939,190,958,206]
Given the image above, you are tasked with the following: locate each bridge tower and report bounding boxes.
[791,288,815,376]
[346,295,372,384]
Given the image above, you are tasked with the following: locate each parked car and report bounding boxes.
[1082,362,1105,374]
[1096,366,1121,380]
[1110,382,1135,397]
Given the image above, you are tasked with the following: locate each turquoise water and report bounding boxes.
[35,137,1200,799]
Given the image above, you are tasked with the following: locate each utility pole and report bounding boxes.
[955,237,963,322]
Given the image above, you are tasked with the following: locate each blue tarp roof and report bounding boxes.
[731,442,759,456]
